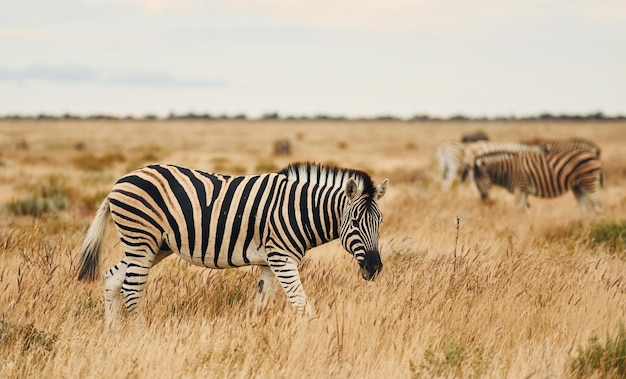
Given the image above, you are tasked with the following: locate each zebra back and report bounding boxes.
[522,137,601,157]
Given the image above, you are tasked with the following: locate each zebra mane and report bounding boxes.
[278,162,377,198]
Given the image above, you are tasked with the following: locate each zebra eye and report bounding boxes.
[352,219,359,228]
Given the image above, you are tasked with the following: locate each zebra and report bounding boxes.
[471,150,603,213]
[435,140,546,191]
[435,140,466,191]
[522,137,601,157]
[77,163,389,326]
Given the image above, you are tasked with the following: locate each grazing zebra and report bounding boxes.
[472,150,603,213]
[522,137,601,157]
[436,141,545,191]
[77,163,389,326]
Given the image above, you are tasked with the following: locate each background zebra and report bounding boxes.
[522,137,601,157]
[435,140,545,191]
[435,140,466,191]
[77,163,388,326]
[472,150,603,213]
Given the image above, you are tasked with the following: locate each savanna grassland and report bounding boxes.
[1,119,625,378]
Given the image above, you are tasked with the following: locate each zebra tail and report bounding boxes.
[77,197,111,281]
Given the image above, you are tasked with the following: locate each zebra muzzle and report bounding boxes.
[359,250,383,281]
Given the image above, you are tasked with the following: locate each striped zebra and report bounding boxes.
[522,137,601,157]
[77,163,389,326]
[435,140,545,191]
[471,150,603,213]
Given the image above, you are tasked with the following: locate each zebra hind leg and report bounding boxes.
[573,186,603,214]
[254,266,277,315]
[104,259,128,328]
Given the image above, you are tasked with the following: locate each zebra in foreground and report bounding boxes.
[522,137,601,157]
[77,163,389,326]
[435,140,545,191]
[471,150,603,213]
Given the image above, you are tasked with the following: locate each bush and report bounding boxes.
[590,220,626,254]
[410,339,490,378]
[570,322,626,378]
[5,176,70,216]
[0,319,57,354]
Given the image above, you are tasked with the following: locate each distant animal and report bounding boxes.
[461,130,490,143]
[77,163,388,327]
[460,141,547,183]
[522,137,601,157]
[435,141,466,191]
[435,140,545,191]
[472,150,603,213]
[273,139,292,156]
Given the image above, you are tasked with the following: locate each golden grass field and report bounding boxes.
[0,119,625,378]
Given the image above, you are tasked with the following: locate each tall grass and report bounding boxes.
[0,119,625,378]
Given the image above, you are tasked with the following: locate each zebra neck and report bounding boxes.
[282,183,347,251]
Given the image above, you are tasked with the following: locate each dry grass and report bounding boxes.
[1,119,626,378]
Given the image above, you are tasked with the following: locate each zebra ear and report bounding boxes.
[374,179,389,200]
[344,178,360,201]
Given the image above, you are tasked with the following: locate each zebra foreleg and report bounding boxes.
[513,186,531,211]
[268,256,313,316]
[254,266,277,314]
[104,260,127,328]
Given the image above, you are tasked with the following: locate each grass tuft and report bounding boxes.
[0,319,57,354]
[589,219,626,255]
[6,175,70,216]
[410,339,490,378]
[570,322,626,378]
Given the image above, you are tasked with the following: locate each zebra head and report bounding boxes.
[340,177,389,281]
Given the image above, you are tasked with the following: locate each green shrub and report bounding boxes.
[410,339,490,378]
[590,220,626,254]
[0,319,57,353]
[570,322,626,378]
[5,176,70,216]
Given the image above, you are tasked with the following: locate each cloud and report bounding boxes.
[107,71,227,88]
[0,65,227,88]
[0,65,96,83]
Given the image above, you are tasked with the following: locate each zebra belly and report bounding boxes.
[165,230,268,269]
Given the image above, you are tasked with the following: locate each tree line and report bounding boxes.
[1,111,624,122]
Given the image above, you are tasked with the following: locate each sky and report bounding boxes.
[1,0,625,118]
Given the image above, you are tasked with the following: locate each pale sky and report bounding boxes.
[1,0,625,118]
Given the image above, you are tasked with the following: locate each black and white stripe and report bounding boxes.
[472,150,603,213]
[77,163,388,326]
[435,140,545,191]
